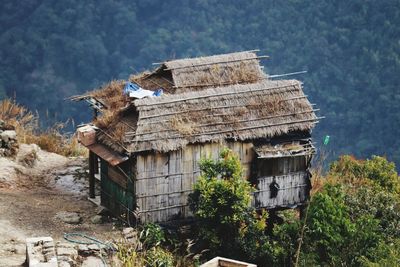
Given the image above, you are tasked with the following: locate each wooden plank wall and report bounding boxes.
[254,171,309,209]
[135,142,255,223]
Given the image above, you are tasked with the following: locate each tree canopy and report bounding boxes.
[1,0,399,165]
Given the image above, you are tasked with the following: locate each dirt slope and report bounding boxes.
[0,145,121,266]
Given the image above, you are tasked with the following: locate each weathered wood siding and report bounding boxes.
[252,156,310,209]
[253,172,309,209]
[100,159,135,221]
[98,150,311,223]
[135,142,254,223]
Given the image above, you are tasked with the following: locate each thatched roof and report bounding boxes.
[125,79,318,153]
[151,51,266,92]
[71,51,319,155]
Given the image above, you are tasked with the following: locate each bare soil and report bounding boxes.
[0,147,122,266]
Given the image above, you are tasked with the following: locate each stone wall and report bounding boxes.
[0,120,18,157]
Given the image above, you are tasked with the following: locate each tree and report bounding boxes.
[188,148,282,265]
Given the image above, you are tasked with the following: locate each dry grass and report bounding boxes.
[176,60,264,90]
[88,80,131,129]
[310,149,329,195]
[94,109,117,129]
[171,116,195,135]
[130,72,175,94]
[0,98,36,135]
[110,123,128,142]
[0,99,87,157]
[26,125,88,157]
[19,149,38,167]
[90,80,126,109]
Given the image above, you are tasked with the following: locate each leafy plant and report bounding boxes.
[188,148,283,265]
[139,223,166,249]
[145,247,175,267]
[330,155,400,193]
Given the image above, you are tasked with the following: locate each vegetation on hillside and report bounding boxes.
[0,0,399,166]
[116,150,400,266]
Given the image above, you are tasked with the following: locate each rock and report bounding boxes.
[57,246,77,257]
[78,244,90,256]
[96,206,110,216]
[122,227,139,244]
[87,244,100,251]
[81,256,105,267]
[26,237,57,267]
[58,261,71,267]
[55,211,82,224]
[1,130,16,142]
[56,243,78,266]
[122,227,133,235]
[90,215,103,224]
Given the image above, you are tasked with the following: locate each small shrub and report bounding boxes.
[145,247,174,267]
[139,223,166,249]
[0,98,35,133]
[188,148,283,265]
[19,149,38,167]
[116,242,143,267]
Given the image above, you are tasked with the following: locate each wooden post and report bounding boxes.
[89,151,95,198]
[299,204,307,220]
[94,154,99,174]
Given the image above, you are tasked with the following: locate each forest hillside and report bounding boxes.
[1,0,399,166]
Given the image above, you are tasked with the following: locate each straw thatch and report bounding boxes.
[96,107,138,154]
[90,80,127,110]
[150,51,266,92]
[254,139,315,158]
[129,71,175,94]
[126,79,318,152]
[71,51,319,155]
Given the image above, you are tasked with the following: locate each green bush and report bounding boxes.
[188,148,283,265]
[345,186,400,239]
[330,155,400,193]
[299,156,400,266]
[145,247,175,267]
[139,223,166,249]
[303,184,385,266]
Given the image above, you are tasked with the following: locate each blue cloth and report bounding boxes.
[123,82,141,95]
[153,89,163,97]
[124,82,164,98]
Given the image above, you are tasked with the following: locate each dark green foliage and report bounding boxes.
[145,247,174,267]
[139,223,166,249]
[303,184,385,266]
[330,155,400,193]
[298,156,400,266]
[0,1,399,166]
[188,148,284,266]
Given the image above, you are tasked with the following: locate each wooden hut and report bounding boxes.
[71,51,320,223]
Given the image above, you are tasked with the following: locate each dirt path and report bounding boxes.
[0,149,122,266]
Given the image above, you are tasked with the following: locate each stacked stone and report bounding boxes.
[26,237,57,267]
[0,120,18,157]
[57,242,109,267]
[122,227,142,250]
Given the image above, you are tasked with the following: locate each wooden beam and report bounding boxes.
[136,82,299,107]
[133,108,317,137]
[89,151,95,199]
[151,49,261,65]
[164,55,269,71]
[134,117,322,143]
[137,86,299,119]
